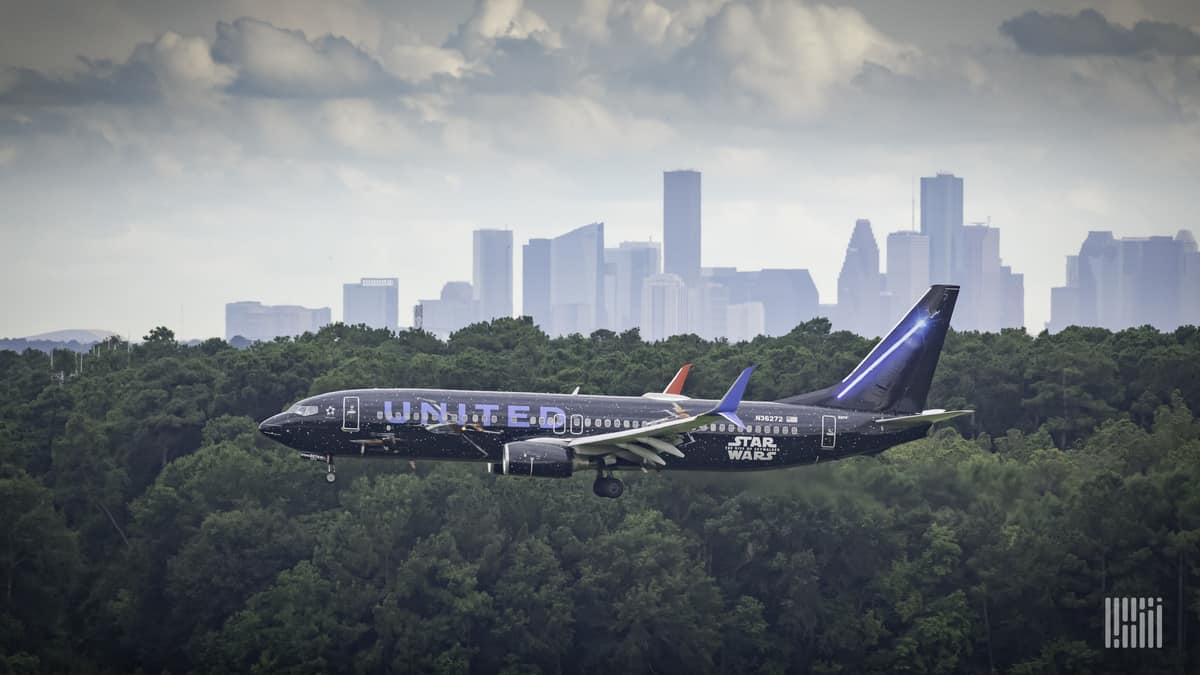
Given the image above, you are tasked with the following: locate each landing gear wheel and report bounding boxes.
[593,475,624,499]
[325,455,336,484]
[325,471,337,483]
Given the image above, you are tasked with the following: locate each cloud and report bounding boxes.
[662,0,910,117]
[132,31,235,95]
[1,18,392,106]
[445,0,562,59]
[211,17,402,97]
[1001,9,1200,57]
[381,24,467,82]
[0,58,158,106]
[320,98,421,156]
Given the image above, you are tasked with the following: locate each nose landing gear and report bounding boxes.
[593,471,623,498]
[325,455,336,483]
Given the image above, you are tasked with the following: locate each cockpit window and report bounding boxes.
[288,404,320,417]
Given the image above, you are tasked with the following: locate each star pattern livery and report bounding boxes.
[259,286,970,498]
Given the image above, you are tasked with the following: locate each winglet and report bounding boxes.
[712,366,755,429]
[663,364,692,395]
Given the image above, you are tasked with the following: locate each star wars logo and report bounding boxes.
[726,436,778,461]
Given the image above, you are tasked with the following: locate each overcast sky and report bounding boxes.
[2,0,1198,339]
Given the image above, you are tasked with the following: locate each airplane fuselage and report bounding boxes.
[260,388,930,472]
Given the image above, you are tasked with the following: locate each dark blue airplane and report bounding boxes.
[259,285,969,497]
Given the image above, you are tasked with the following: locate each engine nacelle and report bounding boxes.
[500,441,573,478]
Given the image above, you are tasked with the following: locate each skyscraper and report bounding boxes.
[921,173,963,283]
[604,241,661,332]
[1179,230,1200,326]
[1076,231,1122,329]
[836,219,885,336]
[1002,266,1025,330]
[752,269,820,336]
[1120,236,1186,330]
[689,281,729,339]
[663,170,701,288]
[342,277,399,330]
[701,266,819,337]
[954,224,1002,331]
[472,229,513,322]
[1048,230,1193,333]
[522,238,552,329]
[641,273,687,342]
[886,231,930,316]
[225,302,331,341]
[414,281,477,338]
[726,302,766,343]
[550,223,605,336]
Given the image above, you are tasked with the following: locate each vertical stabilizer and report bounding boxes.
[781,285,959,414]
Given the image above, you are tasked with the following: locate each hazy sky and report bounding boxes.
[2,0,1198,339]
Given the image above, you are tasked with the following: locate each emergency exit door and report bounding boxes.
[821,415,836,449]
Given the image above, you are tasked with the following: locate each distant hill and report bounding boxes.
[0,331,208,354]
[23,329,118,343]
[0,328,118,354]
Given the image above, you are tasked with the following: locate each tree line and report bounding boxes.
[1,317,1198,673]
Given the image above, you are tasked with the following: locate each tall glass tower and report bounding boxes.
[663,170,701,288]
[472,229,513,322]
[920,173,963,283]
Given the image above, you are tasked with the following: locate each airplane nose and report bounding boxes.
[258,413,288,438]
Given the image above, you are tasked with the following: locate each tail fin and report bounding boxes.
[780,285,959,414]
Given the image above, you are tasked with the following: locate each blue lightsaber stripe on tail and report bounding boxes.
[836,318,926,400]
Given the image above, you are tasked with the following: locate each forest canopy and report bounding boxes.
[1,317,1198,674]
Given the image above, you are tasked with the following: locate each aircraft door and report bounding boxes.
[342,396,360,432]
[821,415,836,449]
[551,412,566,435]
[570,414,583,435]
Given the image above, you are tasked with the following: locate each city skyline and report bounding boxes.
[12,159,1194,342]
[3,1,1198,339]
[399,167,1027,343]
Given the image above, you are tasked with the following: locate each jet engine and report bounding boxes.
[497,441,574,478]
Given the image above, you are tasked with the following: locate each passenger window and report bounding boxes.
[623,420,630,428]
[604,419,612,428]
[585,418,592,427]
[790,426,797,434]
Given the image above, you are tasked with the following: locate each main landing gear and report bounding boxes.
[593,471,624,499]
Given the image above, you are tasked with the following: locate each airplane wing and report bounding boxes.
[568,366,755,467]
[874,409,973,427]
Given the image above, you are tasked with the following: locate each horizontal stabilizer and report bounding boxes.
[874,409,973,427]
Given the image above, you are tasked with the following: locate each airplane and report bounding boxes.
[259,285,970,498]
